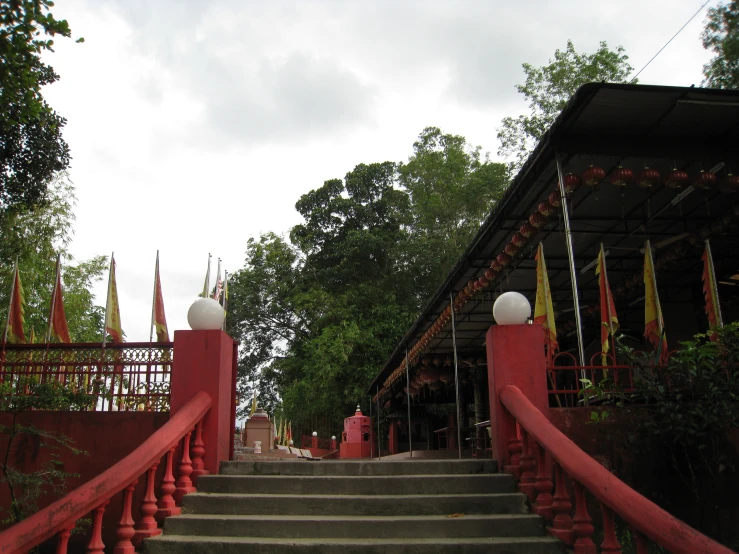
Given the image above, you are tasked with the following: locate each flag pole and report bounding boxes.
[222,269,228,331]
[450,291,462,460]
[601,243,617,365]
[705,239,723,328]
[46,254,61,344]
[150,251,159,344]
[203,253,212,298]
[103,252,114,348]
[3,258,18,345]
[405,347,412,459]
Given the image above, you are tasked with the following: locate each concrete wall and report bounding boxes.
[0,410,169,551]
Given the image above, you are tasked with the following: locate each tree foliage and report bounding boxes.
[0,0,82,218]
[228,136,509,429]
[702,0,739,89]
[497,41,633,171]
[0,173,106,343]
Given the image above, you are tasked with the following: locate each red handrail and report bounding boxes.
[0,391,212,554]
[500,384,733,554]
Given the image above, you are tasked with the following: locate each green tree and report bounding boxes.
[702,0,739,89]
[0,0,83,218]
[0,173,106,343]
[400,127,509,299]
[497,41,633,171]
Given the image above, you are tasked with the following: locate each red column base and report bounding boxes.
[573,541,597,554]
[173,486,196,506]
[547,527,575,546]
[533,504,554,520]
[132,528,162,547]
[191,469,210,485]
[156,505,181,522]
[518,482,536,501]
[504,464,521,480]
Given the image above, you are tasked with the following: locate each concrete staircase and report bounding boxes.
[143,459,564,553]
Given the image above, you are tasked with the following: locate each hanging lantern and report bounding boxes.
[490,259,502,271]
[529,212,547,228]
[664,168,689,189]
[563,173,582,196]
[582,165,606,188]
[538,201,555,217]
[504,242,519,257]
[548,190,562,208]
[428,381,443,391]
[497,252,512,268]
[694,170,717,189]
[476,276,487,290]
[637,167,660,189]
[484,268,495,280]
[610,166,634,188]
[419,366,439,384]
[720,173,739,193]
[511,233,527,250]
[519,222,537,238]
[439,371,455,384]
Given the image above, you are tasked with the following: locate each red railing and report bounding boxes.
[499,384,732,554]
[0,342,173,411]
[0,391,211,554]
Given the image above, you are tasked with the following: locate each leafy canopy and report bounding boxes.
[702,0,739,89]
[497,40,633,171]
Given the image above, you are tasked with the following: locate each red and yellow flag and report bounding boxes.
[48,255,71,343]
[152,252,169,342]
[644,241,667,363]
[6,263,26,344]
[534,243,558,355]
[702,239,723,332]
[105,254,123,344]
[596,244,619,365]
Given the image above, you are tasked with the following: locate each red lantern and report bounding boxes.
[428,381,443,391]
[511,233,527,248]
[720,173,739,193]
[548,190,562,208]
[582,165,606,187]
[563,173,581,196]
[497,252,512,268]
[529,212,547,228]
[664,168,689,189]
[490,259,502,271]
[610,166,634,188]
[519,222,537,238]
[637,168,660,189]
[484,268,494,280]
[504,242,519,257]
[694,170,717,189]
[538,202,555,217]
[439,371,455,384]
[477,276,487,290]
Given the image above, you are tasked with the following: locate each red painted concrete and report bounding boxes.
[170,330,235,475]
[500,385,732,554]
[486,324,548,466]
[339,406,374,459]
[0,392,212,554]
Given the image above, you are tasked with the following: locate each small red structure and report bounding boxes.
[339,404,374,459]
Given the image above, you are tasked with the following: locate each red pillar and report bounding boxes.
[170,330,235,475]
[486,324,549,468]
[388,421,398,455]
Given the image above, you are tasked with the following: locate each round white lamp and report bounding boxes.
[312,431,318,437]
[288,439,294,446]
[331,435,336,441]
[493,292,531,325]
[188,298,225,330]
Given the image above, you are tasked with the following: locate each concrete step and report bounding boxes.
[143,535,565,554]
[197,473,515,495]
[220,459,497,476]
[182,492,528,516]
[163,513,546,539]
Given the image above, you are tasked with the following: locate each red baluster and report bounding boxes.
[86,500,109,554]
[600,505,622,553]
[533,442,554,520]
[55,524,74,554]
[505,422,522,480]
[517,428,537,500]
[633,529,650,554]
[547,463,574,545]
[114,479,137,554]
[571,480,596,554]
[157,446,181,521]
[190,419,209,484]
[173,430,196,505]
[133,463,162,545]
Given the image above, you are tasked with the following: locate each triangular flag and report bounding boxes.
[248,389,257,417]
[201,254,211,298]
[212,258,223,302]
[534,243,558,356]
[702,239,723,333]
[48,255,71,343]
[222,270,229,330]
[105,254,123,344]
[152,252,170,342]
[596,244,619,365]
[29,328,35,344]
[287,421,292,444]
[643,241,667,363]
[6,262,26,344]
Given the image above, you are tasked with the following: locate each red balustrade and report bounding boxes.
[0,342,173,411]
[499,384,733,554]
[0,391,212,554]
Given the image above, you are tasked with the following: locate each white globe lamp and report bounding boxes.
[312,431,318,437]
[288,439,294,446]
[188,298,225,330]
[493,292,531,325]
[331,435,336,441]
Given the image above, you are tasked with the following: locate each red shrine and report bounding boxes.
[339,404,374,459]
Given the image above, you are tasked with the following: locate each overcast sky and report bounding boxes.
[42,0,715,342]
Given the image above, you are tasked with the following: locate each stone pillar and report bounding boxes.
[486,324,548,467]
[170,330,236,475]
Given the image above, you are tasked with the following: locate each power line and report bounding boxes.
[630,0,713,83]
